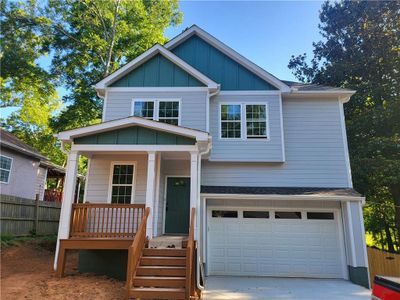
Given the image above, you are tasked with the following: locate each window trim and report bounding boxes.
[219,102,269,141]
[0,155,13,184]
[107,161,137,204]
[131,98,182,126]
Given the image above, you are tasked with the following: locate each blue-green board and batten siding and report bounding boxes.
[110,35,278,90]
[171,35,278,90]
[111,54,204,87]
[74,126,195,145]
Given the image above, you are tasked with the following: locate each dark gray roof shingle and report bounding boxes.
[282,80,355,92]
[201,186,362,197]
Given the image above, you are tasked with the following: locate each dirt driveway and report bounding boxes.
[1,240,125,300]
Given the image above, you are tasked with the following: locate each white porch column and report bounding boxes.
[53,151,79,270]
[145,151,157,238]
[190,151,199,239]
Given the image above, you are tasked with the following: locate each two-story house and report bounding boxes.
[53,26,369,299]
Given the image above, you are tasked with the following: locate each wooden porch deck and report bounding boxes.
[56,203,145,277]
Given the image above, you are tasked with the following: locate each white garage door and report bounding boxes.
[207,208,347,278]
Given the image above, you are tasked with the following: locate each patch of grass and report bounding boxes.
[1,234,57,249]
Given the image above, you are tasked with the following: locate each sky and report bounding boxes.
[1,1,324,119]
[165,0,324,81]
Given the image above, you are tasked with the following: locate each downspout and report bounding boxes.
[195,86,219,291]
[196,140,212,291]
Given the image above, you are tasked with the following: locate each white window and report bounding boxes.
[109,162,135,204]
[133,101,154,120]
[220,104,241,139]
[220,103,268,140]
[132,99,180,125]
[0,155,12,184]
[246,104,267,138]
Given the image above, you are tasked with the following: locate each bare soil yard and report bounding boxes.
[1,239,125,300]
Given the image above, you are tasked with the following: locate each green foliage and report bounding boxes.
[45,0,182,131]
[1,0,182,168]
[288,0,400,252]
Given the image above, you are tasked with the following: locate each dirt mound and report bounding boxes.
[1,240,125,300]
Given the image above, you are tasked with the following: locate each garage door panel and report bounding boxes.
[208,207,346,278]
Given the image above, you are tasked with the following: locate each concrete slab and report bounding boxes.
[203,276,371,300]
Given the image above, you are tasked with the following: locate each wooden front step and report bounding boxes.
[129,287,185,299]
[136,266,186,277]
[143,248,186,257]
[140,256,186,266]
[133,276,185,288]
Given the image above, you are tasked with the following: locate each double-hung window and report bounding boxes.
[0,155,12,183]
[220,103,268,140]
[132,99,180,125]
[220,104,241,139]
[246,104,267,138]
[109,163,135,204]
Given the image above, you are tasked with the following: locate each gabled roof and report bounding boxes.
[0,128,47,160]
[165,25,291,92]
[57,116,210,143]
[95,44,219,94]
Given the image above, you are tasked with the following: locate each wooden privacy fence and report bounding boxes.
[367,247,400,286]
[1,194,61,236]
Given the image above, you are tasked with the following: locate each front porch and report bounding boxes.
[54,117,210,299]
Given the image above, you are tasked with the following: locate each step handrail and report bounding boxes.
[125,207,150,294]
[186,207,196,299]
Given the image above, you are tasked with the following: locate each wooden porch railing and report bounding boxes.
[126,207,150,293]
[186,207,196,299]
[69,203,145,239]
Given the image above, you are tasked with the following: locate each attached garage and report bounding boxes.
[206,206,347,279]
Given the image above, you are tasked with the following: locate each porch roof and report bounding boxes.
[57,116,211,144]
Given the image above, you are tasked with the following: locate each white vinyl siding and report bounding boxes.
[132,99,180,125]
[104,90,207,131]
[85,154,147,204]
[204,98,349,187]
[210,94,284,162]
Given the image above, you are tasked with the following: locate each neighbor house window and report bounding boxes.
[0,155,12,184]
[220,103,268,140]
[220,104,241,138]
[110,163,135,204]
[132,99,180,125]
[246,104,267,138]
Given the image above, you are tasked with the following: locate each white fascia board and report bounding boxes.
[200,193,365,202]
[71,144,198,153]
[165,26,291,93]
[95,44,219,91]
[283,91,356,103]
[57,116,210,143]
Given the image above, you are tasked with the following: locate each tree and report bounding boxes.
[1,0,64,164]
[1,0,182,166]
[45,0,182,131]
[288,0,400,251]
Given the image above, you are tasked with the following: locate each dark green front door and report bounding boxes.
[165,177,190,234]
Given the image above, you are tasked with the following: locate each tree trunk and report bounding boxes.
[389,184,400,249]
[384,222,395,253]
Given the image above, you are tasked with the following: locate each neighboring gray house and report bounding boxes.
[0,129,77,202]
[54,26,369,298]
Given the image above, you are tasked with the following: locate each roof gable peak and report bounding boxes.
[165,25,290,92]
